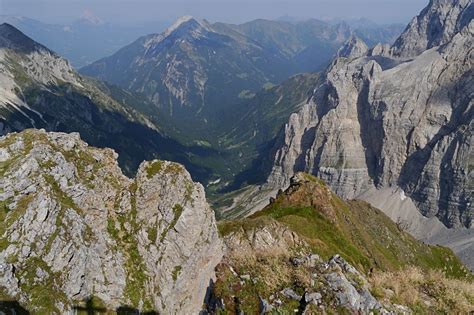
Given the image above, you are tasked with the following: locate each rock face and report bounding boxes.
[267,0,473,228]
[391,0,473,58]
[0,129,223,313]
[337,35,369,59]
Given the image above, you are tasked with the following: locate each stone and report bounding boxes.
[265,0,473,229]
[240,274,251,281]
[281,288,302,301]
[291,253,322,268]
[325,272,381,312]
[304,292,322,305]
[0,130,224,314]
[259,297,274,314]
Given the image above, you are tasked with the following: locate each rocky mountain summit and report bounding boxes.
[0,129,223,313]
[266,0,473,229]
[391,0,473,58]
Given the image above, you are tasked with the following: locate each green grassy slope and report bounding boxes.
[219,173,470,278]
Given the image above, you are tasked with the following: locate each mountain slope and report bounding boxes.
[80,17,402,144]
[0,129,223,313]
[213,173,472,313]
[79,17,405,191]
[266,0,473,229]
[209,72,322,192]
[0,23,218,182]
[81,17,291,141]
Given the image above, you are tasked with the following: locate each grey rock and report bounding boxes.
[0,129,224,314]
[337,35,369,59]
[259,297,274,314]
[304,292,322,305]
[291,253,322,268]
[391,0,473,58]
[240,274,251,281]
[281,287,302,301]
[266,0,473,228]
[325,272,381,312]
[0,147,9,161]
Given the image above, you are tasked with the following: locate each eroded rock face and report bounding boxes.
[391,0,473,58]
[267,0,473,228]
[0,129,223,313]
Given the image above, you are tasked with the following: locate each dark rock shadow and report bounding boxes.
[0,301,29,315]
[72,297,107,314]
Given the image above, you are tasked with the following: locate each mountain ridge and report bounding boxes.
[391,0,473,58]
[0,24,219,183]
[0,23,50,54]
[80,16,403,139]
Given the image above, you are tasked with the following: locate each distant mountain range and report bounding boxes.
[81,17,403,135]
[0,15,170,67]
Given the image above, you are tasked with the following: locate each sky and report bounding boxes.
[0,0,428,25]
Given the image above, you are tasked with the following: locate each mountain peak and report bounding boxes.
[0,22,19,33]
[391,0,473,58]
[163,15,207,37]
[0,22,47,53]
[77,9,105,26]
[337,35,368,59]
[143,16,210,49]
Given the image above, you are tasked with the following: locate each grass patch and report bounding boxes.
[159,204,184,242]
[107,181,153,310]
[172,265,182,282]
[17,257,68,313]
[146,160,163,179]
[254,206,371,270]
[147,226,157,244]
[370,266,474,313]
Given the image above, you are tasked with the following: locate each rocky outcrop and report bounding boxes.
[266,0,473,228]
[391,0,473,58]
[211,172,473,313]
[337,35,369,59]
[216,219,388,314]
[0,129,223,313]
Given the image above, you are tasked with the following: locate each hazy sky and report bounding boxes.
[1,0,428,25]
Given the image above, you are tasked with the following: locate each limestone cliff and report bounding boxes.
[267,0,473,228]
[0,129,223,313]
